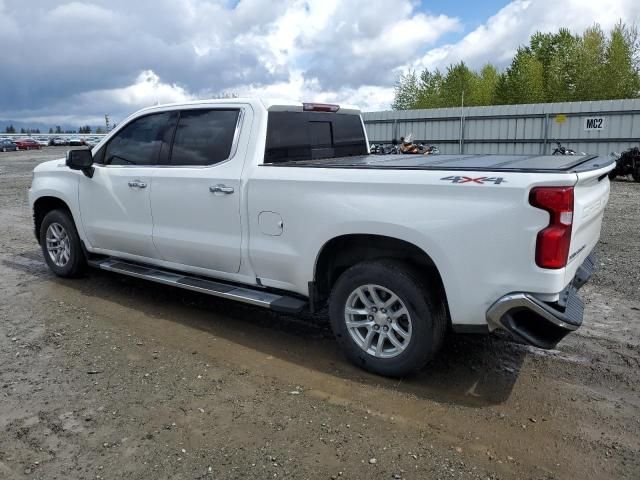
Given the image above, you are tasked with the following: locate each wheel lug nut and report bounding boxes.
[368,315,374,320]
[373,325,379,330]
[371,307,377,313]
[383,326,389,332]
[381,308,386,313]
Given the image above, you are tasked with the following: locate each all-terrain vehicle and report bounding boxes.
[608,147,640,182]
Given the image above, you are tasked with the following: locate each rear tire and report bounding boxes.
[40,209,87,277]
[633,167,640,183]
[329,260,447,377]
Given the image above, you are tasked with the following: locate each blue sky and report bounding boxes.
[422,0,510,29]
[0,0,638,127]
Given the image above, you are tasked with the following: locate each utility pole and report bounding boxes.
[459,90,465,154]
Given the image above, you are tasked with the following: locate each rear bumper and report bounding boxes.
[486,252,596,349]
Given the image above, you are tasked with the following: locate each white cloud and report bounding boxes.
[414,0,640,71]
[1,0,640,125]
[77,70,194,108]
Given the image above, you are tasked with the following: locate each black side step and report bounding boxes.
[87,258,307,314]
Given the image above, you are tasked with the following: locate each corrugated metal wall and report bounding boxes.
[362,99,640,155]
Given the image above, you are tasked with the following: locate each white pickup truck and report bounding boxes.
[29,98,614,376]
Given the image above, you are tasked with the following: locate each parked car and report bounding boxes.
[85,137,103,148]
[15,138,41,150]
[28,98,614,377]
[0,138,18,152]
[36,138,49,147]
[68,137,84,146]
[49,137,68,146]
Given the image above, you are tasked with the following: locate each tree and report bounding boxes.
[392,22,640,110]
[49,128,53,134]
[5,125,16,134]
[95,126,105,134]
[415,69,445,108]
[603,22,640,99]
[495,48,546,104]
[392,71,421,110]
[574,25,606,100]
[440,62,479,107]
[55,126,62,134]
[475,64,500,106]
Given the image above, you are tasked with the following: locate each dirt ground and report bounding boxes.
[0,147,638,480]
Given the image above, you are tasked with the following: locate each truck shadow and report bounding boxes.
[11,252,527,408]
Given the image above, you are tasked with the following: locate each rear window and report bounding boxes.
[164,109,240,166]
[264,111,368,163]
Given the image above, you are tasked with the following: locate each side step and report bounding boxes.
[87,258,307,314]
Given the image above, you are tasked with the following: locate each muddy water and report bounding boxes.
[0,148,638,479]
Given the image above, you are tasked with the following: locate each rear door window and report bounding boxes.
[264,112,368,163]
[161,109,240,166]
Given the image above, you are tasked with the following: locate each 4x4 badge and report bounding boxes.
[440,176,507,185]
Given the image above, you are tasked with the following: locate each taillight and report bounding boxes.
[529,186,574,269]
[302,102,340,112]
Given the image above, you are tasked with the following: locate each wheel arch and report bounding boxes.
[33,196,74,244]
[312,234,449,314]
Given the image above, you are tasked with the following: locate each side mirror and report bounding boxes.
[66,149,94,178]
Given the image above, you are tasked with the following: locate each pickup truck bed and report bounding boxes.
[267,153,614,173]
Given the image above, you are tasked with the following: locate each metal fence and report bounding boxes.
[362,99,640,156]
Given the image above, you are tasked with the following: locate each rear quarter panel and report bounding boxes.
[246,166,577,327]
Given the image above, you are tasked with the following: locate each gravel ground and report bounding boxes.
[0,147,638,480]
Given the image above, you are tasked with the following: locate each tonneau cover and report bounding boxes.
[265,153,614,173]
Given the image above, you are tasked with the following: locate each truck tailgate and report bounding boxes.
[565,163,614,285]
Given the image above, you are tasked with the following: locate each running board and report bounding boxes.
[87,258,307,314]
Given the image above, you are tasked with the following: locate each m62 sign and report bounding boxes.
[584,117,606,130]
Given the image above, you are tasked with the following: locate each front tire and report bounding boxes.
[40,209,86,277]
[329,260,447,377]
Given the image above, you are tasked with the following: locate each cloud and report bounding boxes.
[0,0,639,125]
[414,0,640,72]
[0,0,458,124]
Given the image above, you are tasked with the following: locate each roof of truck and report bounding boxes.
[133,98,361,115]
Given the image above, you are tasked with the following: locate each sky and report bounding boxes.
[1,0,639,128]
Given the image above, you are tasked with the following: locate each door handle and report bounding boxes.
[128,180,147,189]
[209,184,234,195]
